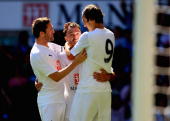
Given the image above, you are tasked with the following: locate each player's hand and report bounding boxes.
[64,42,70,54]
[74,49,87,65]
[35,80,43,92]
[65,42,75,60]
[93,69,116,82]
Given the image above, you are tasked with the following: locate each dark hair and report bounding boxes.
[63,22,80,36]
[82,4,104,23]
[32,17,50,38]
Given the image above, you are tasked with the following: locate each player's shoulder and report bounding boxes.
[104,28,113,33]
[30,44,45,59]
[48,42,63,52]
[105,28,115,37]
[30,48,43,59]
[30,50,42,64]
[48,42,61,48]
[81,31,88,36]
[79,31,88,40]
[30,44,40,55]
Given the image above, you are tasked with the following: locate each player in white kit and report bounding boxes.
[60,22,115,121]
[34,21,115,121]
[59,22,82,121]
[30,17,87,121]
[69,4,115,121]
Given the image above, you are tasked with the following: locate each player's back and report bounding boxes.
[78,28,115,92]
[87,28,114,72]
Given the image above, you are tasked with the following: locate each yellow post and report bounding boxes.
[132,0,155,121]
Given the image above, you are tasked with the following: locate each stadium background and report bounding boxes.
[0,0,169,121]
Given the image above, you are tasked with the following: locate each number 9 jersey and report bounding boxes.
[71,28,115,93]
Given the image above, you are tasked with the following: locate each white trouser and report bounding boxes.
[65,100,73,121]
[69,92,111,121]
[38,103,66,121]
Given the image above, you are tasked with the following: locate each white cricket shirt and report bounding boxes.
[71,28,115,93]
[30,42,65,106]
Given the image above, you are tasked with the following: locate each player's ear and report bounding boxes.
[64,36,68,42]
[40,31,45,37]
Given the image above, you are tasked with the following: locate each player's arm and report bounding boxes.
[93,69,116,82]
[71,32,88,56]
[48,49,87,82]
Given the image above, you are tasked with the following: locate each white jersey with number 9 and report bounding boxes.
[71,28,115,93]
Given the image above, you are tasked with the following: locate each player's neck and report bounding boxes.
[36,38,49,47]
[90,23,104,31]
[95,23,104,29]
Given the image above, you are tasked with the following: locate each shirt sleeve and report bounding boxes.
[70,32,89,56]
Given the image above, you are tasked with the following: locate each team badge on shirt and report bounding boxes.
[56,60,62,71]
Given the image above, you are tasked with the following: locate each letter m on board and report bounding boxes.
[57,4,81,25]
